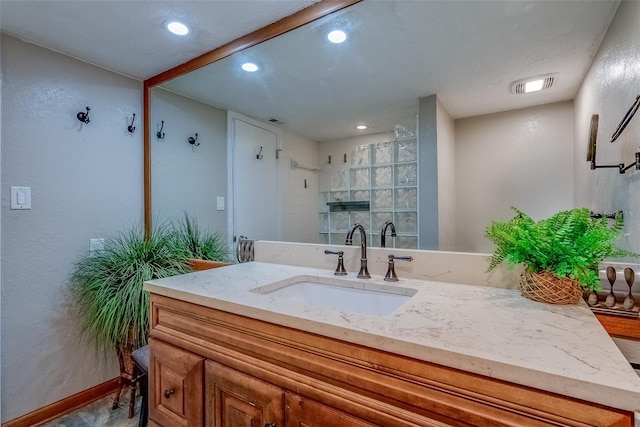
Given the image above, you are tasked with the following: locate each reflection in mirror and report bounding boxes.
[148,0,620,253]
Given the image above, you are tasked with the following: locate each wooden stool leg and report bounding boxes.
[112,375,124,409]
[129,377,137,418]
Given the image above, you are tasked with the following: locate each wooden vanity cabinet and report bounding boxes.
[285,393,378,427]
[148,294,634,427]
[149,338,204,426]
[204,359,377,427]
[205,360,283,427]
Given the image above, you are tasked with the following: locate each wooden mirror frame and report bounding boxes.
[142,0,360,236]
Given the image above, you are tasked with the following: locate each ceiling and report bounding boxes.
[0,0,621,142]
[0,0,318,80]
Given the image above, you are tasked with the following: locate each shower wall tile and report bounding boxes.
[321,135,418,244]
[373,141,393,164]
[350,168,370,189]
[395,163,417,186]
[395,138,417,162]
[372,166,393,188]
[395,187,418,210]
[351,144,371,166]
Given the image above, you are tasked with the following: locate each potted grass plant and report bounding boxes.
[485,207,633,304]
[170,213,232,270]
[69,215,231,406]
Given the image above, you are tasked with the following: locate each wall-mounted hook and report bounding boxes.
[188,133,199,146]
[77,107,90,124]
[127,113,136,133]
[156,121,165,139]
[256,146,264,160]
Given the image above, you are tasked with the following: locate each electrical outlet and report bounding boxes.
[90,238,105,254]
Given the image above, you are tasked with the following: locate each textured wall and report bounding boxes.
[0,33,3,414]
[418,95,439,249]
[278,122,320,243]
[574,0,640,254]
[455,102,575,253]
[1,35,142,421]
[436,98,456,251]
[150,88,228,234]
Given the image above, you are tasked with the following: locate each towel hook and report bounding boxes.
[77,107,90,124]
[256,146,264,160]
[156,121,165,139]
[188,133,199,146]
[127,113,136,134]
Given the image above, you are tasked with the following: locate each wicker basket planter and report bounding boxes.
[519,270,584,304]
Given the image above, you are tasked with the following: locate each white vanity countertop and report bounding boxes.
[144,261,640,413]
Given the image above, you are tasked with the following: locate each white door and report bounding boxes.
[232,119,279,241]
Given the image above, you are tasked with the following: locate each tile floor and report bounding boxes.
[41,388,140,427]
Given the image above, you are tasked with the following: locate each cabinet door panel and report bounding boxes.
[285,392,378,427]
[206,360,283,427]
[149,338,204,426]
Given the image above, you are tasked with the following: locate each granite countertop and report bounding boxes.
[144,261,640,413]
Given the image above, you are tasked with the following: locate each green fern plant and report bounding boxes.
[485,207,633,291]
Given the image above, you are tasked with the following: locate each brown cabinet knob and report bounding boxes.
[163,389,175,399]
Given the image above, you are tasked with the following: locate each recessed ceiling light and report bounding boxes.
[356,125,368,130]
[165,21,190,36]
[241,62,259,72]
[524,79,544,93]
[327,30,347,44]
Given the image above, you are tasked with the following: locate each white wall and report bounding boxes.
[1,35,142,421]
[0,33,3,418]
[573,0,640,369]
[150,88,228,234]
[574,0,640,254]
[436,98,456,251]
[280,125,321,243]
[455,102,575,253]
[418,95,439,249]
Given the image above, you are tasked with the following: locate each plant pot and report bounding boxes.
[519,270,584,304]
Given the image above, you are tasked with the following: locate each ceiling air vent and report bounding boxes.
[265,118,285,125]
[510,74,556,94]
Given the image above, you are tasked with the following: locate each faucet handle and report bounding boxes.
[384,254,413,282]
[324,250,347,276]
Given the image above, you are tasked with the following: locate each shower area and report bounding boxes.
[318,125,419,249]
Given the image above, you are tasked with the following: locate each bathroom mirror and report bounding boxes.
[145,0,619,252]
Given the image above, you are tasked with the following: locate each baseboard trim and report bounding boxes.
[3,377,120,427]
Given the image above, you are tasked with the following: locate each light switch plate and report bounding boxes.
[217,196,225,211]
[10,186,31,210]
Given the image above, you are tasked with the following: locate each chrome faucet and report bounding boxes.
[381,221,396,248]
[345,223,371,279]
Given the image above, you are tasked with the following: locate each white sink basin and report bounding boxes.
[251,275,417,316]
